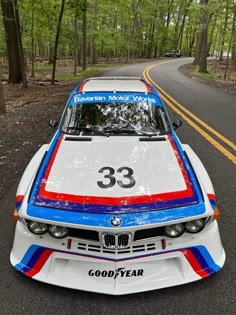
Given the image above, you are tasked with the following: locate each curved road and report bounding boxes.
[0,59,235,314]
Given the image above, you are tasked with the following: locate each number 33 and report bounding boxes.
[97,167,136,189]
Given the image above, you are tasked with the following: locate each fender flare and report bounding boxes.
[183,144,216,209]
[16,144,48,210]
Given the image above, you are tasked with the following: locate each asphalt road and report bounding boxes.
[0,59,235,314]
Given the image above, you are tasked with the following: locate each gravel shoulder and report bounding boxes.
[0,81,77,201]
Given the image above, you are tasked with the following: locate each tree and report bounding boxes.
[219,0,230,61]
[193,0,208,73]
[51,0,65,85]
[0,80,6,114]
[0,0,234,77]
[232,3,236,70]
[82,0,87,71]
[1,0,27,85]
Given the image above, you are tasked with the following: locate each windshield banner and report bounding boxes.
[71,92,162,107]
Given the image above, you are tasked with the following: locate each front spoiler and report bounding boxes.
[10,221,225,295]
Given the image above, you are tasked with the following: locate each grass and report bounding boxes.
[55,68,104,81]
[193,66,216,79]
[35,64,53,71]
[32,63,120,81]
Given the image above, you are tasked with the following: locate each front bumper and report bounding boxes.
[10,220,225,295]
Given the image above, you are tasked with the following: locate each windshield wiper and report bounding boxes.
[103,127,158,136]
[65,127,108,137]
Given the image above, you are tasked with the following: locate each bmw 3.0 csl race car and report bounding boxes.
[11,77,225,295]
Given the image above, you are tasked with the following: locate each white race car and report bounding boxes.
[11,77,225,295]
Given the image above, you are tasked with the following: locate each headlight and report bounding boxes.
[49,225,69,239]
[28,221,48,235]
[185,219,205,233]
[164,223,184,238]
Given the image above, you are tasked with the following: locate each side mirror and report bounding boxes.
[49,120,58,128]
[172,119,182,130]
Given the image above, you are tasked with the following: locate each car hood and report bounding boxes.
[32,134,200,213]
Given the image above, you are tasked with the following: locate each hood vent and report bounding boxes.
[139,137,166,142]
[65,137,92,141]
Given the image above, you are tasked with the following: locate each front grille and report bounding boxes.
[66,226,165,243]
[118,234,129,247]
[102,233,131,249]
[73,241,158,255]
[103,234,115,248]
[68,228,99,241]
[134,226,165,241]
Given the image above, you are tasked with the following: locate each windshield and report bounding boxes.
[61,102,170,135]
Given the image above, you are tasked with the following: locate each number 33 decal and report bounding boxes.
[97,167,136,189]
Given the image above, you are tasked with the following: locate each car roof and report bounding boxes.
[75,77,153,94]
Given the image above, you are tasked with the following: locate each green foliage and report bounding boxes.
[0,0,234,67]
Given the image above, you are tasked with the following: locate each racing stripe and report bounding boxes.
[180,249,209,278]
[207,193,216,210]
[16,195,24,211]
[15,245,220,279]
[15,244,40,272]
[25,249,54,277]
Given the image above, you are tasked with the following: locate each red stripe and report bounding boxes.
[25,249,53,278]
[39,136,62,195]
[168,135,193,193]
[143,82,153,93]
[39,189,193,206]
[207,193,216,201]
[78,80,89,93]
[181,249,209,278]
[38,135,194,206]
[16,195,24,202]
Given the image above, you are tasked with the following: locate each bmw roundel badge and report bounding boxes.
[111,216,122,227]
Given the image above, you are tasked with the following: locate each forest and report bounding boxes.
[0,0,236,113]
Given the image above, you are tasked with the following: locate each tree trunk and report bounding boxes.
[193,36,201,65]
[14,0,27,87]
[90,0,96,65]
[51,0,65,85]
[82,0,87,71]
[232,5,236,70]
[198,0,208,73]
[73,14,78,76]
[224,27,233,80]
[30,0,35,78]
[48,45,54,64]
[0,80,6,114]
[193,0,208,73]
[1,0,26,85]
[219,0,229,61]
[161,0,174,55]
[208,10,219,55]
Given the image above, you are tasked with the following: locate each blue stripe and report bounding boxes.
[15,244,39,271]
[29,131,61,206]
[33,195,198,214]
[27,202,205,227]
[193,245,221,273]
[16,202,22,212]
[21,247,45,273]
[171,132,203,203]
[209,199,216,210]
